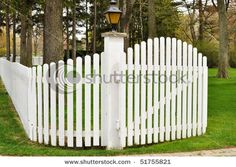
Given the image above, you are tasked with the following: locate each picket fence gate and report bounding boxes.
[0,36,208,150]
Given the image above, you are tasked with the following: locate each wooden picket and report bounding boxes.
[171,38,177,141]
[85,56,92,147]
[67,59,74,147]
[187,44,193,138]
[134,44,140,145]
[165,37,171,141]
[119,52,127,148]
[37,65,43,143]
[58,61,65,146]
[76,57,82,147]
[159,37,165,142]
[192,48,198,137]
[127,48,134,146]
[198,54,203,136]
[177,39,182,139]
[50,63,57,146]
[153,38,159,143]
[141,41,147,145]
[93,54,100,146]
[0,37,208,149]
[43,64,49,145]
[147,39,153,144]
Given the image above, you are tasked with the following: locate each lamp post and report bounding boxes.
[102,0,127,150]
[104,0,122,31]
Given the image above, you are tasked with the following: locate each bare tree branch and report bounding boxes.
[212,0,217,9]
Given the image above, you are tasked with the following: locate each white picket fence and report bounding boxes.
[0,37,208,149]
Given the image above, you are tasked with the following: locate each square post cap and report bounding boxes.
[102,32,127,38]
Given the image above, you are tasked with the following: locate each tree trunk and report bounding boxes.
[148,0,156,38]
[66,6,70,60]
[85,0,89,53]
[5,1,10,61]
[20,13,27,66]
[198,0,204,41]
[121,0,136,50]
[217,0,229,78]
[93,0,97,54]
[13,12,17,62]
[26,6,33,67]
[72,0,77,62]
[34,36,38,57]
[44,0,64,64]
[20,1,32,67]
[139,0,144,41]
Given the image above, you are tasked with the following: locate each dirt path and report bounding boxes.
[147,148,236,156]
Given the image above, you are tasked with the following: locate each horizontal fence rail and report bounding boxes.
[0,37,208,149]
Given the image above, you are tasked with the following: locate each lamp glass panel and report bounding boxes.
[109,13,121,24]
[105,13,111,24]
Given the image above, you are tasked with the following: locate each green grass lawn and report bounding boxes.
[0,68,236,156]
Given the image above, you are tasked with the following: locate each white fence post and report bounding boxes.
[102,32,127,150]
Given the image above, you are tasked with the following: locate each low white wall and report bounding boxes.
[0,58,31,137]
[2,56,43,66]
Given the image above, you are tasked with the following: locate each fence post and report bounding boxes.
[101,32,127,150]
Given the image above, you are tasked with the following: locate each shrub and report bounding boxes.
[0,48,6,57]
[196,41,219,68]
[229,50,236,68]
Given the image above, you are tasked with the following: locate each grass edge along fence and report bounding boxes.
[0,36,208,150]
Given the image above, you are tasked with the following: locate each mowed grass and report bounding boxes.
[0,68,236,156]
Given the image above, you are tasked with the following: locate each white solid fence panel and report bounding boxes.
[6,56,43,65]
[0,59,33,138]
[0,37,208,150]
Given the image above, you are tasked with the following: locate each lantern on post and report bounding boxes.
[104,0,122,31]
